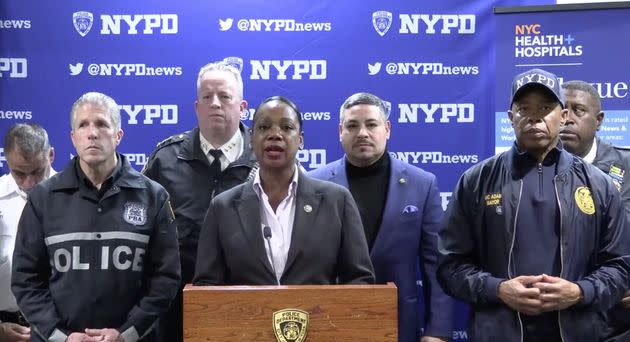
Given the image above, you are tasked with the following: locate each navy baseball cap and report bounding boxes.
[510,68,564,108]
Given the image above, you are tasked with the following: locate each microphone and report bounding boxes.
[263,226,280,285]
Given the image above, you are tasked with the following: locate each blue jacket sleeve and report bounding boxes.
[436,175,505,306]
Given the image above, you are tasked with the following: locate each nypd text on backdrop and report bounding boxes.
[119,105,178,125]
[250,60,326,80]
[73,11,178,36]
[240,108,331,121]
[390,151,479,165]
[368,62,479,76]
[372,11,475,36]
[397,103,475,123]
[69,63,182,77]
[0,19,31,29]
[218,18,331,32]
[0,58,27,78]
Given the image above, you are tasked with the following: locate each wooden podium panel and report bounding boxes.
[183,283,397,341]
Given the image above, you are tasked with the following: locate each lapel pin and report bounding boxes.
[399,178,406,184]
[304,205,312,213]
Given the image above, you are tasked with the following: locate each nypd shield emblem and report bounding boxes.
[73,11,94,37]
[123,202,147,226]
[381,99,392,119]
[372,11,393,37]
[223,56,244,73]
[273,309,309,342]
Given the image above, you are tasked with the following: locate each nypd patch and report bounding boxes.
[124,202,148,226]
[73,11,94,37]
[608,164,625,192]
[372,11,392,37]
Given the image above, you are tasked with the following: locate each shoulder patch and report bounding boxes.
[155,133,186,150]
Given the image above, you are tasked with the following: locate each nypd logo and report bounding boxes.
[124,202,148,226]
[122,153,149,168]
[73,12,178,36]
[250,60,326,80]
[69,63,182,77]
[0,58,27,78]
[398,103,475,123]
[0,19,31,29]
[372,11,392,36]
[219,18,331,32]
[368,62,479,76]
[373,12,476,36]
[73,11,93,37]
[119,105,178,125]
[223,56,244,73]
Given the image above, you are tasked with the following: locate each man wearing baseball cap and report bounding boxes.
[437,68,630,341]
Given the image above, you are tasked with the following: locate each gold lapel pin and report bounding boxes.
[304,205,312,213]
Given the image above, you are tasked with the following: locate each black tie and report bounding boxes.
[208,149,223,179]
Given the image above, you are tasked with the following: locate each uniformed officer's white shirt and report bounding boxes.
[0,170,55,313]
[252,166,298,283]
[583,138,597,164]
[199,129,243,171]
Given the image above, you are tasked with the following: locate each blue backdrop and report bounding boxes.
[0,1,569,340]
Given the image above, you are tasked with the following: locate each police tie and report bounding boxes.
[208,149,223,179]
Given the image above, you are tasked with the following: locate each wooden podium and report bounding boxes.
[183,283,397,341]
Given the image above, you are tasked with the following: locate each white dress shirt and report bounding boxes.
[253,167,299,283]
[582,137,597,164]
[0,169,55,312]
[199,129,243,171]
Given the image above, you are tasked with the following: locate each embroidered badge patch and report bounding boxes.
[574,186,595,215]
[123,202,148,226]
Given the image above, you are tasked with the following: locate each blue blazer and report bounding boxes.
[309,156,453,342]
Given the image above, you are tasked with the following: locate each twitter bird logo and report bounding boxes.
[367,63,382,75]
[69,63,84,76]
[219,18,233,31]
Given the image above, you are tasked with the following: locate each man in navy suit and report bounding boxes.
[309,92,453,342]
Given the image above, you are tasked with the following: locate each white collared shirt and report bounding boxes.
[582,138,598,164]
[253,167,299,283]
[0,169,55,312]
[199,129,243,171]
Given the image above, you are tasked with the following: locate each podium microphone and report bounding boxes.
[263,226,280,285]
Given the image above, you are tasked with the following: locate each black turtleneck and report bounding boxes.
[346,152,391,250]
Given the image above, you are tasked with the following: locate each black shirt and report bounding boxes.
[346,152,390,250]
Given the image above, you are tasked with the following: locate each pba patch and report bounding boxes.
[273,309,309,342]
[124,202,148,226]
[574,186,595,215]
[73,11,94,37]
[608,164,625,192]
[372,11,392,37]
[223,56,244,73]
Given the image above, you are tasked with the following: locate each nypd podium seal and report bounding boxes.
[272,309,309,342]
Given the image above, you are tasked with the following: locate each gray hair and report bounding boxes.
[70,92,121,130]
[561,80,602,112]
[4,123,51,160]
[196,61,244,99]
[339,92,388,123]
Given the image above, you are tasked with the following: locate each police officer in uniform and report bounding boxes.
[559,80,630,341]
[11,92,180,342]
[142,61,256,342]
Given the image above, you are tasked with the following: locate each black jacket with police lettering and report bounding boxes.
[437,144,630,342]
[11,155,181,342]
[142,124,257,283]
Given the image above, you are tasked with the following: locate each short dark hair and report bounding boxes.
[253,96,303,130]
[4,123,51,160]
[339,92,388,123]
[561,80,601,112]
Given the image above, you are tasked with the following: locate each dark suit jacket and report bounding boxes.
[193,171,375,285]
[309,156,453,342]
